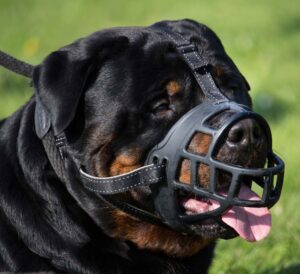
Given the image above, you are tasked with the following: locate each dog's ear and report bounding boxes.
[33,34,129,135]
[33,50,91,135]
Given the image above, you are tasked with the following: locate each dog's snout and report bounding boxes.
[226,119,264,148]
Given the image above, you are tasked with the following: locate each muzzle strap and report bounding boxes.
[152,26,228,103]
[39,121,166,226]
[79,164,166,194]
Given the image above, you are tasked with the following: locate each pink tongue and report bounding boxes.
[221,185,271,242]
[182,185,271,242]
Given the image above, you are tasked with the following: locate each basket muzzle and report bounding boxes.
[146,100,284,231]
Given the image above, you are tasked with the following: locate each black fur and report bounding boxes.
[0,19,252,273]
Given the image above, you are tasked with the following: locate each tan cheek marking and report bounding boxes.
[166,80,181,96]
[112,210,211,258]
[178,133,212,187]
[214,65,225,77]
[179,159,191,185]
[198,163,210,188]
[109,149,142,176]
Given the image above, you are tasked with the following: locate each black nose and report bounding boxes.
[226,119,265,147]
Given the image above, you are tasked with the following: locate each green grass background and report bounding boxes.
[0,0,299,273]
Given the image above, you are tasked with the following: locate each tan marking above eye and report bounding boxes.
[214,65,225,77]
[166,80,181,96]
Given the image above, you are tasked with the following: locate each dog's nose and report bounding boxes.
[226,119,264,148]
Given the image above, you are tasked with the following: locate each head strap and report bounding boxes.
[152,27,228,103]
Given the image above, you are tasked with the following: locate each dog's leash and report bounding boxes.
[0,50,34,78]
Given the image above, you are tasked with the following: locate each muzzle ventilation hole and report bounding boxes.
[186,131,212,156]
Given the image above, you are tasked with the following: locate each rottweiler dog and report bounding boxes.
[0,19,268,273]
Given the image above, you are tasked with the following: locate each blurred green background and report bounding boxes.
[0,0,299,273]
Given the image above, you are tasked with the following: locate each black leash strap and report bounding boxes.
[0,50,34,78]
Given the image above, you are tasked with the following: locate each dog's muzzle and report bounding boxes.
[145,100,284,231]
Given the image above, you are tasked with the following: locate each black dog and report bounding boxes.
[0,19,267,273]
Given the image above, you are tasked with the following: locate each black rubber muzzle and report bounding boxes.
[146,101,284,231]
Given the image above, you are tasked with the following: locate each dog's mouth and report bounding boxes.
[177,183,271,242]
[170,114,272,241]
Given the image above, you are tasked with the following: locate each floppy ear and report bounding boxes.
[33,50,92,135]
[33,34,129,135]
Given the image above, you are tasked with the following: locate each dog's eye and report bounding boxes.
[152,99,170,115]
[225,88,236,98]
[228,89,235,96]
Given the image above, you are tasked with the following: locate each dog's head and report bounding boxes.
[33,19,271,257]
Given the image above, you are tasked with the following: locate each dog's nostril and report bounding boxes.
[227,125,244,144]
[226,119,264,147]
